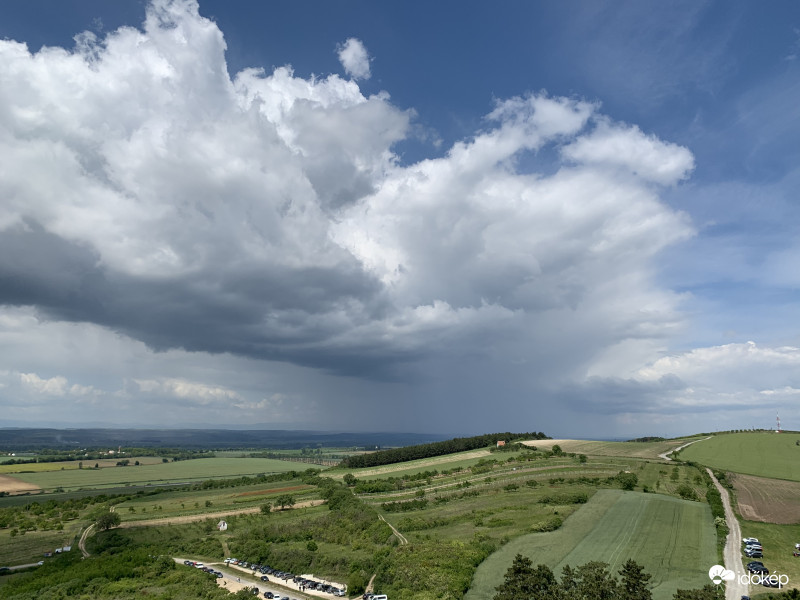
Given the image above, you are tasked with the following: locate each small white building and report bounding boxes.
[217,520,228,531]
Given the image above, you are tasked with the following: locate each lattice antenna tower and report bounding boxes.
[776,411,781,433]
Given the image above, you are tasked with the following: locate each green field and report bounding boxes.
[736,520,800,596]
[528,437,705,460]
[13,458,315,491]
[678,432,800,481]
[0,456,164,474]
[466,489,717,600]
[115,479,317,522]
[0,524,82,566]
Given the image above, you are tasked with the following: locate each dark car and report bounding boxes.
[748,565,768,575]
[762,578,782,588]
[264,593,274,599]
[261,576,270,581]
[746,551,763,558]
[252,588,260,595]
[746,561,764,568]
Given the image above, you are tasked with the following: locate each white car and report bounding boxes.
[743,537,759,545]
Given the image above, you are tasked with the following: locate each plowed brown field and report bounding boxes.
[733,472,800,524]
[0,473,41,495]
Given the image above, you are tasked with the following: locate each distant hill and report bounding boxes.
[0,428,449,451]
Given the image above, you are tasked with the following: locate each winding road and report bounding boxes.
[658,436,712,461]
[707,468,748,600]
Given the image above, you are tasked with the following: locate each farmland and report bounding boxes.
[0,456,165,474]
[525,437,705,460]
[466,489,717,600]
[12,457,316,492]
[0,433,745,600]
[732,473,800,524]
[677,432,800,481]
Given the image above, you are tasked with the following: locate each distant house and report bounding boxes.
[54,546,72,553]
[496,441,506,448]
[217,520,228,531]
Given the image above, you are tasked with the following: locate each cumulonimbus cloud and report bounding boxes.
[0,0,694,390]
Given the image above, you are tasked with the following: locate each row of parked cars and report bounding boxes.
[742,537,784,589]
[184,560,224,578]
[224,558,346,597]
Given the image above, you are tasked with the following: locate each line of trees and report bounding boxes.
[494,554,726,600]
[339,432,549,469]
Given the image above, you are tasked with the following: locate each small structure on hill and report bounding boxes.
[496,440,506,448]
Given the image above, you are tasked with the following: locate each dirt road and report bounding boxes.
[707,468,748,600]
[379,514,407,545]
[78,524,95,558]
[658,436,711,461]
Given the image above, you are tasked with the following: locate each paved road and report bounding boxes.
[707,468,748,600]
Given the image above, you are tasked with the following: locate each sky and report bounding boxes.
[1,0,799,438]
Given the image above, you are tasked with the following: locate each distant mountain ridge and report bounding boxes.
[0,428,450,451]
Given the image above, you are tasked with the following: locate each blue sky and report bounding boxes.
[0,0,798,437]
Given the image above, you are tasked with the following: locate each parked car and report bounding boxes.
[261,576,270,581]
[748,564,769,575]
[746,550,763,558]
[263,593,274,599]
[743,538,759,545]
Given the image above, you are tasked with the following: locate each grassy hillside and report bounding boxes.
[678,432,800,481]
[525,437,704,460]
[466,489,716,600]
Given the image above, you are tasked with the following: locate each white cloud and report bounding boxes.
[337,38,371,80]
[135,378,241,405]
[0,0,724,434]
[20,373,69,396]
[562,119,695,185]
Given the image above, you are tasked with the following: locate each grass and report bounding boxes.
[115,480,317,522]
[13,458,316,492]
[466,489,717,600]
[678,432,800,481]
[0,456,164,474]
[0,523,82,566]
[736,520,800,595]
[527,437,705,460]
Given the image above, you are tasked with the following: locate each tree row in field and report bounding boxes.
[339,431,549,469]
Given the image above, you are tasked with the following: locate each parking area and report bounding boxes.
[175,557,347,599]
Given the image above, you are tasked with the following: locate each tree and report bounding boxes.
[575,561,618,600]
[306,540,318,552]
[617,471,638,491]
[672,584,724,600]
[494,554,559,600]
[276,494,295,510]
[96,509,122,531]
[343,473,357,486]
[619,559,652,600]
[260,502,272,515]
[552,444,563,456]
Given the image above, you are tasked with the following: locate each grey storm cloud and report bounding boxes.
[0,0,727,433]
